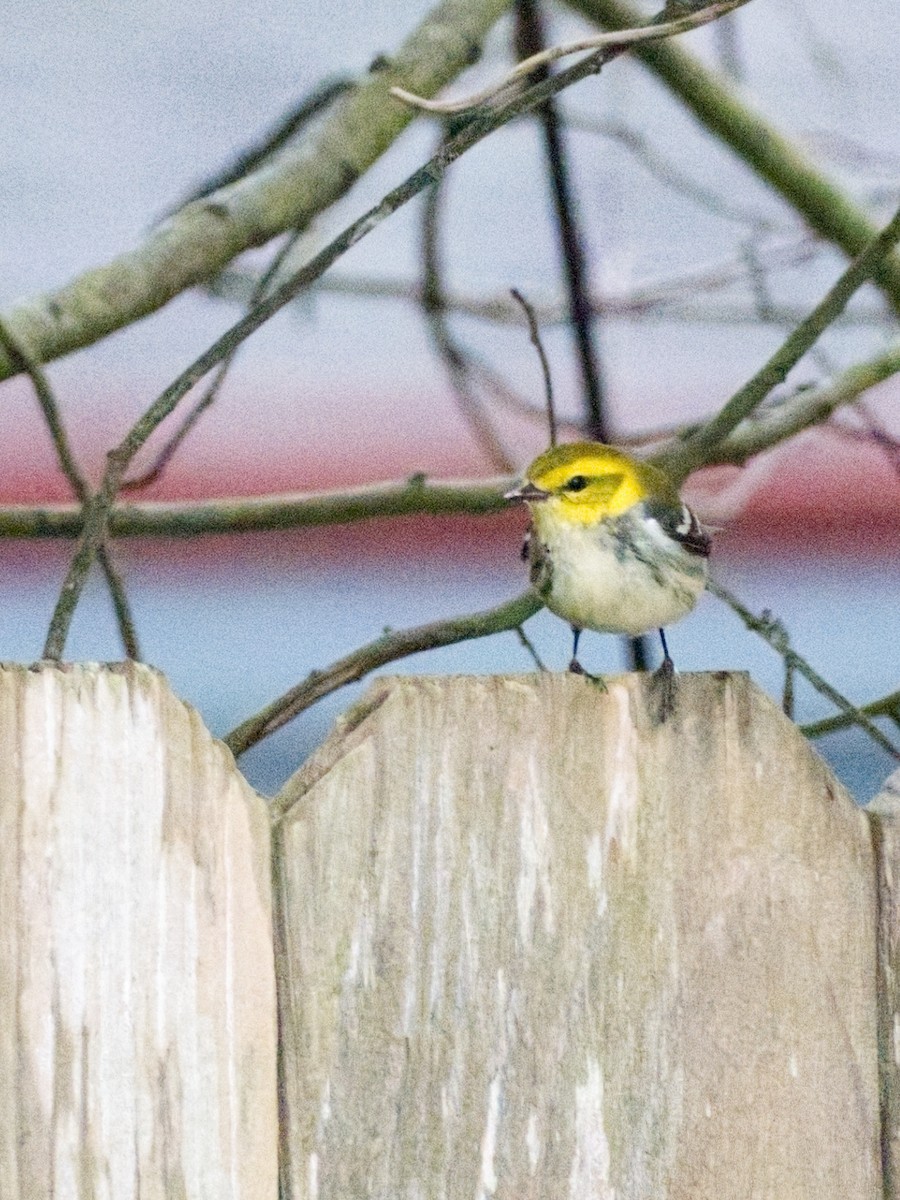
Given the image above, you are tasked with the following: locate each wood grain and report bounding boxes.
[865,768,900,1200]
[0,662,277,1200]
[274,671,879,1200]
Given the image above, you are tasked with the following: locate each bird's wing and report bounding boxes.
[644,499,711,558]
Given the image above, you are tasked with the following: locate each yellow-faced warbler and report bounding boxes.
[505,441,710,717]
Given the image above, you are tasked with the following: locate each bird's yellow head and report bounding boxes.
[505,441,676,526]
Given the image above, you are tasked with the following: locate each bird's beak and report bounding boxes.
[504,481,550,503]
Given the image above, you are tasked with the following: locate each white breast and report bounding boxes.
[535,514,707,636]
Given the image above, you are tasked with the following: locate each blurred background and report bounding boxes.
[1,0,898,798]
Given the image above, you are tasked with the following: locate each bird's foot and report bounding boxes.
[649,655,677,723]
[569,658,607,690]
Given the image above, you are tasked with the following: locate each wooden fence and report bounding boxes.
[1,662,897,1198]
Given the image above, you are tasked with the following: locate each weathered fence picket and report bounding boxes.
[0,664,894,1198]
[273,672,880,1200]
[0,663,277,1200]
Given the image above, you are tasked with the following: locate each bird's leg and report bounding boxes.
[568,626,585,674]
[649,627,677,722]
[568,627,606,688]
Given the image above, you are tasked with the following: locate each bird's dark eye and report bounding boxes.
[565,475,588,492]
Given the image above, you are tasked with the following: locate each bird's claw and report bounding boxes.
[649,656,677,723]
[568,659,608,690]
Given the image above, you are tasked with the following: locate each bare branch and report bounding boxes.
[0,477,508,540]
[510,288,557,445]
[662,205,900,481]
[224,591,542,758]
[208,235,832,326]
[391,0,750,114]
[565,0,900,316]
[704,340,900,466]
[4,0,898,376]
[420,144,516,471]
[0,0,514,381]
[45,3,746,658]
[0,327,895,544]
[0,322,140,659]
[122,231,304,490]
[708,579,900,761]
[514,0,608,442]
[168,77,354,212]
[0,320,894,549]
[801,690,900,740]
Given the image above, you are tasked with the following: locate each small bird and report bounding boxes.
[505,441,710,718]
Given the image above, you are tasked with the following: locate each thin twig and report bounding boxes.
[515,623,548,670]
[708,579,900,761]
[122,231,304,490]
[0,476,512,539]
[0,0,515,383]
[3,321,898,543]
[850,400,900,483]
[209,234,830,328]
[514,0,653,669]
[801,690,900,739]
[741,237,836,378]
[564,114,776,229]
[712,5,744,82]
[663,204,900,481]
[510,289,557,445]
[9,0,900,380]
[2,329,897,544]
[224,590,543,757]
[167,77,354,213]
[564,0,900,317]
[782,653,795,719]
[420,143,515,470]
[391,0,750,113]
[703,339,900,466]
[515,0,608,442]
[0,321,140,659]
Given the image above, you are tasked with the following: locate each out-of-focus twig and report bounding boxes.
[168,77,353,213]
[0,321,140,659]
[849,400,900,482]
[565,115,775,229]
[0,0,517,381]
[712,5,744,82]
[515,623,548,670]
[1,334,896,542]
[515,0,608,442]
[664,204,900,481]
[510,288,557,445]
[51,15,655,658]
[709,579,900,761]
[420,148,515,471]
[801,690,900,739]
[123,230,303,490]
[208,234,833,327]
[705,340,900,466]
[565,0,900,317]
